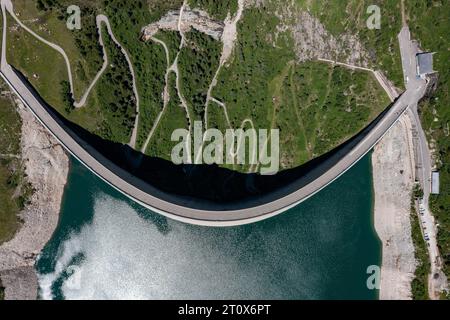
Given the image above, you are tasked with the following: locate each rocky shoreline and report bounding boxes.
[372,114,417,300]
[0,97,69,300]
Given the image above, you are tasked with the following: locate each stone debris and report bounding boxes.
[141,6,225,41]
[0,98,69,300]
[373,114,417,300]
[290,11,370,67]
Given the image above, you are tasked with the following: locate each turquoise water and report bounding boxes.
[36,155,381,300]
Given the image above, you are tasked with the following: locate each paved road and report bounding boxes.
[398,26,448,296]
[0,3,429,226]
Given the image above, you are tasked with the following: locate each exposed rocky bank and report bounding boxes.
[0,96,69,300]
[373,114,417,300]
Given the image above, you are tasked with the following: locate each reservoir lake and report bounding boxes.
[36,155,381,300]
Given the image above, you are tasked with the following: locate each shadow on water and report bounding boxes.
[14,67,394,211]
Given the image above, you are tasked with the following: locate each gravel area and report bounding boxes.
[373,114,417,300]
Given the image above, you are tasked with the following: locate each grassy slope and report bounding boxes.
[7,0,392,172]
[189,0,238,20]
[146,72,189,158]
[7,0,181,148]
[410,198,431,300]
[207,101,229,132]
[93,24,136,143]
[0,91,21,244]
[0,82,33,245]
[154,30,181,66]
[213,4,389,170]
[103,0,183,150]
[12,0,103,99]
[406,0,450,283]
[178,29,222,122]
[7,13,68,110]
[7,1,144,144]
[276,62,389,168]
[6,12,108,135]
[213,6,292,144]
[297,0,404,90]
[0,17,22,244]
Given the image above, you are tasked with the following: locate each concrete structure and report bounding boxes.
[0,0,429,227]
[416,52,434,77]
[431,171,440,195]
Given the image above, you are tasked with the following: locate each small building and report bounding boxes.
[416,52,435,78]
[431,171,440,195]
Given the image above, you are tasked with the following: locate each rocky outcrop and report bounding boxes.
[282,10,370,67]
[0,97,69,300]
[141,6,224,41]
